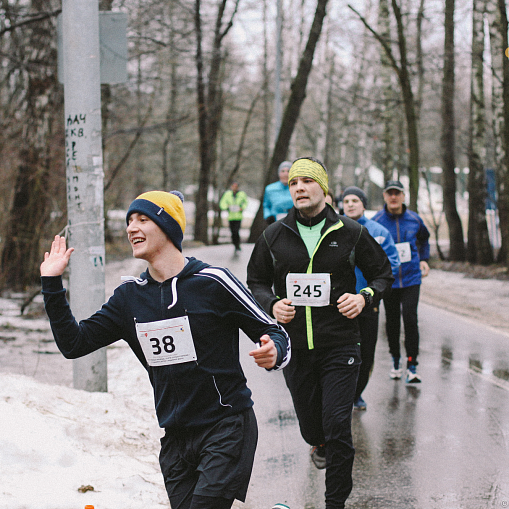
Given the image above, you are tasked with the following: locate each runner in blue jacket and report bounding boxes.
[342,186,400,410]
[263,161,294,224]
[372,180,430,383]
[41,190,290,509]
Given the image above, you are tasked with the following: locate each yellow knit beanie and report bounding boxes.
[126,190,186,251]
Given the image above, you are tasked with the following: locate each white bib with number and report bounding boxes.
[286,273,331,307]
[229,205,240,213]
[135,316,197,367]
[395,242,412,263]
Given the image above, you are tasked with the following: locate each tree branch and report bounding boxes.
[104,96,156,191]
[225,87,262,185]
[347,4,400,77]
[0,9,61,38]
[219,0,241,42]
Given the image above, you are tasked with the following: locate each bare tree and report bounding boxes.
[441,0,465,261]
[261,0,271,178]
[349,0,420,211]
[248,0,330,241]
[0,1,63,291]
[499,0,509,266]
[468,0,493,264]
[378,0,395,182]
[487,0,509,264]
[415,0,425,123]
[194,0,240,244]
[161,0,183,191]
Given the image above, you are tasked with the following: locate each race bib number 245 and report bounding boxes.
[286,273,331,307]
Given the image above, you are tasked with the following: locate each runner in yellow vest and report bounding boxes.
[219,182,248,251]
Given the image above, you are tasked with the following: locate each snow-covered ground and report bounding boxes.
[0,343,169,509]
[0,257,171,509]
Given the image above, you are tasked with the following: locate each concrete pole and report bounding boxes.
[274,0,283,141]
[62,0,107,392]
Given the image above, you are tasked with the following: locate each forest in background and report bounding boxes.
[1,0,508,291]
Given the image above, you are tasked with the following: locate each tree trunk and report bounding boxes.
[194,0,210,243]
[248,0,330,242]
[391,0,419,211]
[468,0,493,264]
[0,2,61,290]
[349,0,420,210]
[487,0,509,263]
[415,0,425,124]
[497,0,509,266]
[441,0,465,261]
[378,0,395,182]
[194,0,239,244]
[262,0,270,178]
[162,1,180,191]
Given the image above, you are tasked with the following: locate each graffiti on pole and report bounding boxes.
[65,113,88,210]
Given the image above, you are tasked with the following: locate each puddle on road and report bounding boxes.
[267,409,297,426]
[441,343,509,385]
[492,368,509,381]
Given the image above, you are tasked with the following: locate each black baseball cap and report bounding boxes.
[384,180,404,192]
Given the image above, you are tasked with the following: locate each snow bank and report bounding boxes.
[0,344,168,509]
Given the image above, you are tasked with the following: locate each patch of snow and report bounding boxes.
[0,345,168,509]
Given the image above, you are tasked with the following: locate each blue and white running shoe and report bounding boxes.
[406,364,421,384]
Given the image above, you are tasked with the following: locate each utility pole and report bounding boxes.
[62,0,107,392]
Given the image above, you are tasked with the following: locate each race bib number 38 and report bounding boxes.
[136,316,197,367]
[286,273,331,307]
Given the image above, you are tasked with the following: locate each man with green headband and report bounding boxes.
[247,157,393,509]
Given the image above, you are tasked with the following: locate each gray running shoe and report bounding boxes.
[310,444,326,469]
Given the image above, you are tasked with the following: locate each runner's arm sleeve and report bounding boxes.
[240,192,248,210]
[219,191,230,211]
[417,218,431,261]
[380,229,401,278]
[236,298,291,371]
[355,227,395,301]
[262,187,272,219]
[246,233,280,317]
[41,276,125,359]
[214,269,291,370]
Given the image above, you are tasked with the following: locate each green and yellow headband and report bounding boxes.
[288,158,328,196]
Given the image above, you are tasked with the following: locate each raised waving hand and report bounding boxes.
[40,235,74,277]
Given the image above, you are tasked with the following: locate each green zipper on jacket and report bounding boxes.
[305,221,343,350]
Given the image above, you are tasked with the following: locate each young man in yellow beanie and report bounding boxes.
[247,158,393,509]
[40,190,290,509]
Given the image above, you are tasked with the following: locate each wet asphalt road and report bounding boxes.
[186,243,509,509]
